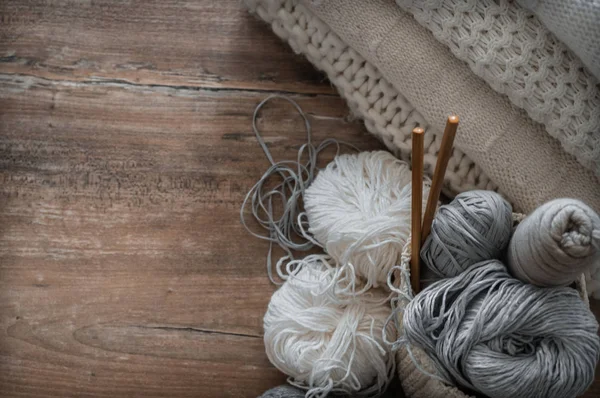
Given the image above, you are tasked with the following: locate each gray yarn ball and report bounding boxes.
[257,384,397,397]
[507,198,600,287]
[258,385,305,398]
[420,190,513,278]
[403,260,600,398]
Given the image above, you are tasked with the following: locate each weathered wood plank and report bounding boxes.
[0,0,333,94]
[0,74,382,397]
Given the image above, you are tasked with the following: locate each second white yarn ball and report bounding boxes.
[305,151,428,289]
[263,258,395,397]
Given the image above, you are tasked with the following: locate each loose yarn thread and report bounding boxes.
[402,260,600,398]
[242,97,398,397]
[305,151,429,291]
[240,95,357,284]
[420,190,512,278]
[263,258,396,398]
[507,198,600,287]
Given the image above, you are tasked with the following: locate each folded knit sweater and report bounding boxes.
[395,0,600,178]
[517,0,600,81]
[303,0,600,214]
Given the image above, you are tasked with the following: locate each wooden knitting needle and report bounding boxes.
[422,116,459,242]
[411,127,424,294]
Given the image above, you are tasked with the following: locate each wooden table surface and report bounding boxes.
[0,1,598,397]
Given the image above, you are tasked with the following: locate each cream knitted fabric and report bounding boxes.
[517,0,600,82]
[397,346,473,398]
[303,0,600,213]
[395,0,600,177]
[244,0,496,195]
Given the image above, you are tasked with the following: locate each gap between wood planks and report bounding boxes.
[135,325,261,339]
[0,72,339,98]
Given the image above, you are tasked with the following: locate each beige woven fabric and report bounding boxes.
[395,0,600,177]
[396,343,473,398]
[303,0,600,214]
[244,0,496,196]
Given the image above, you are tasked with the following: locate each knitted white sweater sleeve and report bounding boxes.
[517,0,600,82]
[396,0,600,178]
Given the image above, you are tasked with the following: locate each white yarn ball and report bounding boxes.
[304,151,429,289]
[263,256,396,397]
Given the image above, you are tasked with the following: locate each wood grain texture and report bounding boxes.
[0,72,381,397]
[0,1,598,398]
[0,0,334,94]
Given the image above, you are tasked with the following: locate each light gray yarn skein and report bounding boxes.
[240,95,358,284]
[403,260,600,398]
[507,198,600,286]
[257,384,398,398]
[258,385,305,398]
[420,190,513,278]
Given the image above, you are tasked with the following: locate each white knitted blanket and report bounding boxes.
[395,0,600,178]
[244,0,496,197]
[517,0,600,81]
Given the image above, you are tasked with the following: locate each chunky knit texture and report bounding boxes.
[517,0,600,81]
[244,0,496,196]
[303,0,600,214]
[396,0,600,177]
[245,0,600,213]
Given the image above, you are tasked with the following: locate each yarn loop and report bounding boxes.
[240,94,357,284]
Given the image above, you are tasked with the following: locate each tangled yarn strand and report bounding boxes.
[241,95,358,283]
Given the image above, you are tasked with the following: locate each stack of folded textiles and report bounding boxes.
[242,0,600,287]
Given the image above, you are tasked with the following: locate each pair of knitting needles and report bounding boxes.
[410,116,459,294]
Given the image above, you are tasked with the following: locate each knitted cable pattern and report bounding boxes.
[244,0,497,195]
[396,0,600,177]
